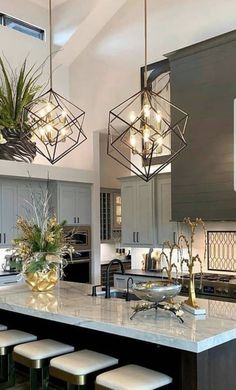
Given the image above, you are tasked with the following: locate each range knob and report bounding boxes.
[222,289,229,295]
[216,288,222,294]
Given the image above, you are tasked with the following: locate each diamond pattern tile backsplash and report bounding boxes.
[207,231,236,272]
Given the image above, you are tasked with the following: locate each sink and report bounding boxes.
[91,289,141,301]
[110,290,141,301]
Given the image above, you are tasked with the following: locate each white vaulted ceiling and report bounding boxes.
[29,0,127,66]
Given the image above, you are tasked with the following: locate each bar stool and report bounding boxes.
[95,364,173,390]
[13,338,74,389]
[0,329,37,389]
[49,349,118,389]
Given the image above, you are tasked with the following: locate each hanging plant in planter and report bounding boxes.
[0,57,43,162]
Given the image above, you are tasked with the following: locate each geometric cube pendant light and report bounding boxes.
[23,0,86,164]
[107,0,188,182]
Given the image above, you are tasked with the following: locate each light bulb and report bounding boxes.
[156,111,162,123]
[60,127,67,142]
[156,111,162,131]
[39,108,46,118]
[60,110,67,125]
[45,102,54,114]
[143,125,150,143]
[130,133,136,148]
[143,103,150,118]
[39,127,45,136]
[130,111,136,123]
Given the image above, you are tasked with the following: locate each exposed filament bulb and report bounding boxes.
[143,124,150,143]
[143,103,150,118]
[130,133,136,148]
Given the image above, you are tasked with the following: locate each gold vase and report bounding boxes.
[25,268,58,292]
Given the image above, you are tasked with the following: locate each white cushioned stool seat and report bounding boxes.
[13,338,74,361]
[50,349,118,375]
[0,330,36,389]
[0,329,37,349]
[49,349,118,387]
[95,364,173,390]
[0,324,7,331]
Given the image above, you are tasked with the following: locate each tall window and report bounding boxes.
[0,13,44,40]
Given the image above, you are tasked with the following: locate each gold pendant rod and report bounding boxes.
[49,0,53,90]
[144,0,148,89]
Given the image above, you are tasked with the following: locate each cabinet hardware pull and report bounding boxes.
[137,232,139,242]
[133,232,136,242]
[0,233,1,244]
[77,217,80,224]
[3,234,6,244]
[74,217,76,223]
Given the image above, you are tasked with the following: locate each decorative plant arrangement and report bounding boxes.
[12,187,73,291]
[0,56,43,162]
[178,217,206,312]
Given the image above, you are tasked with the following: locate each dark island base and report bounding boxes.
[0,309,235,390]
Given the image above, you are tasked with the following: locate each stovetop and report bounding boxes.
[182,273,236,283]
[180,272,236,301]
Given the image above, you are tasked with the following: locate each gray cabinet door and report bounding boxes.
[121,177,156,247]
[156,174,176,245]
[75,185,91,225]
[121,181,136,245]
[59,184,77,224]
[1,182,17,246]
[136,180,155,246]
[59,183,91,225]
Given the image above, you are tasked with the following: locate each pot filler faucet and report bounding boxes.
[105,259,125,298]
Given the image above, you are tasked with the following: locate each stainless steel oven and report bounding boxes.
[63,225,91,251]
[63,225,91,283]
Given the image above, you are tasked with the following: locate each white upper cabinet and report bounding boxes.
[120,174,175,248]
[120,177,156,247]
[50,182,91,225]
[0,179,47,248]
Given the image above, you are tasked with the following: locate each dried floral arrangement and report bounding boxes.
[12,187,73,275]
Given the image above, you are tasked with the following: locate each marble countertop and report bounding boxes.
[0,281,235,353]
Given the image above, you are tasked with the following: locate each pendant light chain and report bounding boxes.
[144,0,148,89]
[49,0,53,90]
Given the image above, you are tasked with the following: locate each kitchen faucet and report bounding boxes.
[105,259,125,298]
[125,276,134,301]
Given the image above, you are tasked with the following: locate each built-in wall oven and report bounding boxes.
[62,225,91,283]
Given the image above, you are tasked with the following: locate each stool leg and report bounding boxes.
[42,366,49,390]
[30,368,38,390]
[67,384,80,390]
[0,353,15,389]
[7,353,15,388]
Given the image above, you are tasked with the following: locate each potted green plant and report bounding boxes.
[0,56,43,162]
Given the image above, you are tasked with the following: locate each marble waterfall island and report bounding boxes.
[0,281,235,390]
